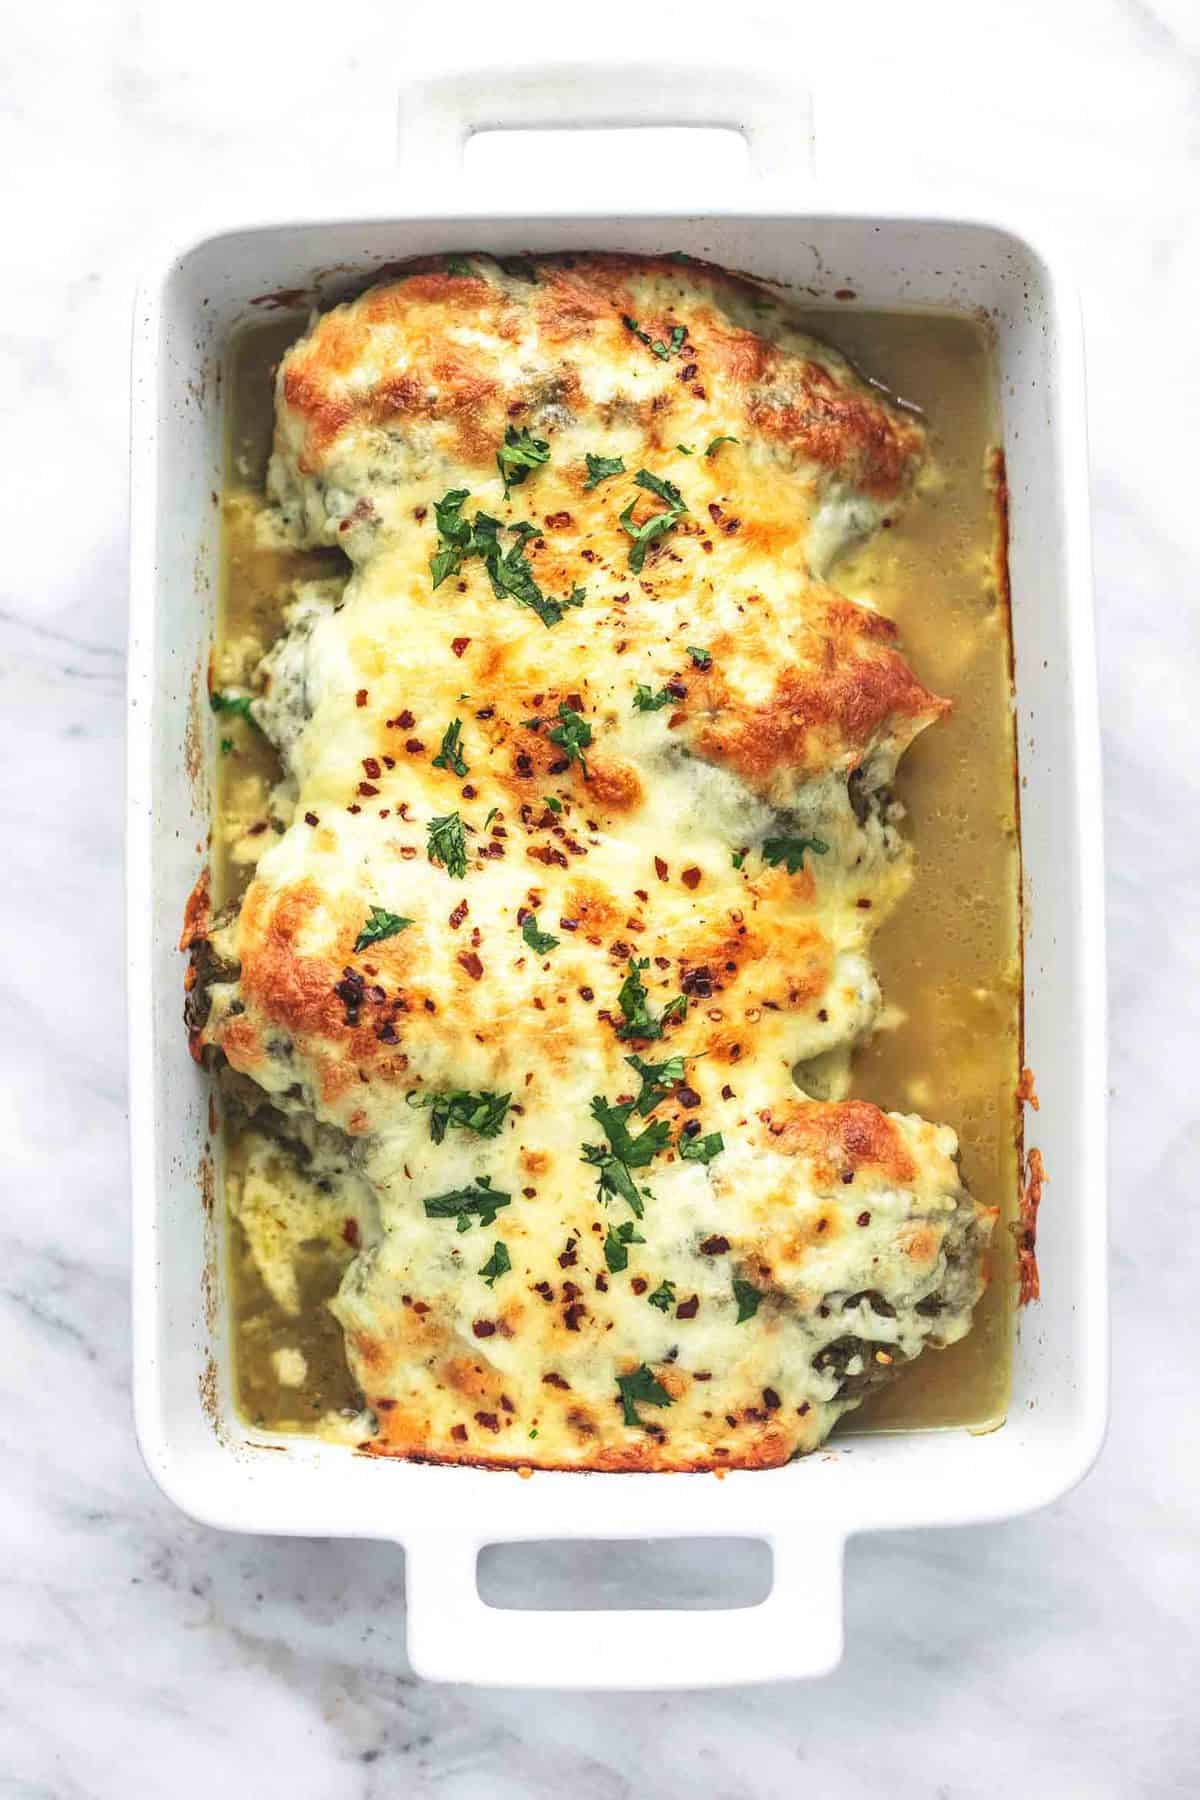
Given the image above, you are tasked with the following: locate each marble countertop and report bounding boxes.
[4,0,1198,1791]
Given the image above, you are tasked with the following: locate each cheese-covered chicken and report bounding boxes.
[187,253,995,1469]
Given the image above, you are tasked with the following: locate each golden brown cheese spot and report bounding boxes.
[768,1099,919,1186]
[689,609,948,790]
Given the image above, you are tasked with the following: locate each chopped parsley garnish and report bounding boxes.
[615,957,686,1041]
[731,850,745,870]
[485,518,583,628]
[620,470,688,574]
[705,435,739,456]
[445,255,474,277]
[219,737,234,756]
[582,1094,671,1215]
[496,424,550,498]
[521,914,560,955]
[209,690,256,722]
[686,645,712,669]
[647,1278,676,1312]
[676,443,695,455]
[636,469,685,507]
[431,717,469,777]
[603,1219,644,1273]
[584,451,625,489]
[479,1240,512,1287]
[733,1278,761,1323]
[679,1129,724,1164]
[427,811,468,878]
[484,806,499,829]
[408,1088,511,1145]
[621,315,686,360]
[547,704,592,776]
[429,490,582,626]
[429,487,475,588]
[424,1177,511,1231]
[617,1363,673,1428]
[353,906,415,954]
[543,795,562,814]
[761,834,829,874]
[632,683,673,713]
[624,1052,686,1116]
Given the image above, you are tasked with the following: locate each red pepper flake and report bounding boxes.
[579,986,594,1002]
[405,738,425,754]
[797,1402,811,1417]
[358,782,379,797]
[543,1372,570,1389]
[654,857,669,882]
[631,1277,647,1295]
[457,951,484,981]
[558,1243,578,1269]
[347,803,362,814]
[699,1234,730,1255]
[856,1211,871,1227]
[545,511,573,529]
[720,1084,734,1100]
[451,1423,468,1442]
[676,1085,701,1110]
[681,867,702,892]
[356,689,368,708]
[762,1387,781,1411]
[397,709,416,728]
[473,1321,496,1338]
[448,899,468,930]
[676,1294,700,1319]
[474,1411,501,1433]
[248,821,268,836]
[564,1303,586,1331]
[304,811,319,826]
[342,1218,360,1247]
[451,637,471,658]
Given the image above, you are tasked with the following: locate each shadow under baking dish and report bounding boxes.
[213,305,1020,1446]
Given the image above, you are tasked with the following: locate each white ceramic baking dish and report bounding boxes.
[127,64,1108,1688]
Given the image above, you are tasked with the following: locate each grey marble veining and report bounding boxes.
[2,0,1198,1792]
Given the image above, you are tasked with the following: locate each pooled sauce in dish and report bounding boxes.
[211,298,1020,1444]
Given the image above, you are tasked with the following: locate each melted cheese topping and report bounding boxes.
[190,254,995,1470]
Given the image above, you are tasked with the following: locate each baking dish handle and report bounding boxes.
[404,1530,844,1688]
[396,63,812,191]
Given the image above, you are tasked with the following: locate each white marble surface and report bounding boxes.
[3,0,1198,1791]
